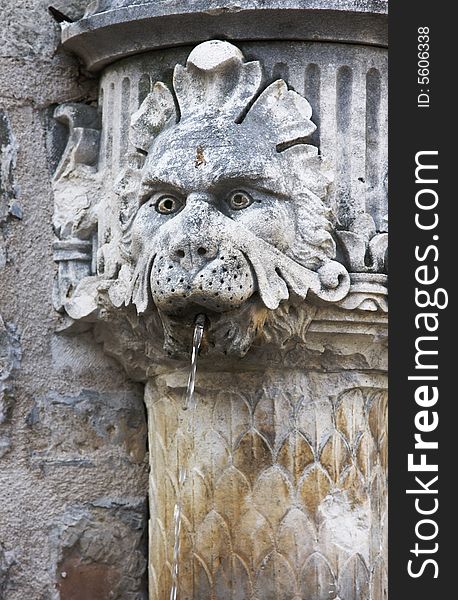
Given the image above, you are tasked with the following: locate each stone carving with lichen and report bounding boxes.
[63,40,350,359]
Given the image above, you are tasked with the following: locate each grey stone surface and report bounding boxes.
[1,2,388,598]
[0,543,15,597]
[53,40,387,368]
[0,317,21,459]
[0,110,19,268]
[51,39,387,599]
[26,388,147,470]
[62,0,388,71]
[50,501,147,600]
[0,1,148,598]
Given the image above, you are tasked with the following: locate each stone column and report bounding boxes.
[146,361,387,599]
[52,3,388,599]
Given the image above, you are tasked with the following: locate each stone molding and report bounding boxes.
[60,0,388,72]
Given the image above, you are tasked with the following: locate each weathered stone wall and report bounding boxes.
[1,3,387,599]
[0,2,148,598]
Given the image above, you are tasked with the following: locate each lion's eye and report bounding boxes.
[155,195,182,215]
[227,191,254,211]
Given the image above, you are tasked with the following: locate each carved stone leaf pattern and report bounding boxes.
[149,520,166,598]
[253,388,293,452]
[178,523,221,599]
[371,558,388,600]
[233,432,273,485]
[212,391,251,450]
[368,390,388,448]
[276,508,316,572]
[369,468,387,565]
[340,466,368,509]
[182,468,212,532]
[277,431,315,485]
[173,527,193,596]
[157,566,172,600]
[214,555,252,600]
[233,505,274,570]
[379,428,388,473]
[300,553,337,600]
[214,466,250,528]
[192,556,213,599]
[253,467,293,530]
[145,377,387,600]
[298,466,332,519]
[356,431,378,480]
[195,510,232,575]
[255,552,296,600]
[198,429,231,486]
[335,388,366,449]
[320,431,351,483]
[297,398,334,454]
[317,489,370,572]
[338,554,370,600]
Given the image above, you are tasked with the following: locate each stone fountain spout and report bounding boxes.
[52,32,387,600]
[104,40,349,358]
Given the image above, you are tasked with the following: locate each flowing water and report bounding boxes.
[170,314,206,600]
[182,314,206,412]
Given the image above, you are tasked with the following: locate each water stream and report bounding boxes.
[170,314,206,600]
[182,314,206,412]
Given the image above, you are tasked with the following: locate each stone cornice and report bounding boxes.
[61,0,388,71]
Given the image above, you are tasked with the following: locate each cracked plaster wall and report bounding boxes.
[0,2,148,598]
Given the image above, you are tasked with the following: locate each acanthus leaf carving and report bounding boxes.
[51,103,101,318]
[337,213,388,275]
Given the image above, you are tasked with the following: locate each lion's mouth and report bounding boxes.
[158,294,257,321]
[149,250,257,314]
[156,293,267,358]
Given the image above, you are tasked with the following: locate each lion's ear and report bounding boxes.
[243,80,316,150]
[130,82,177,152]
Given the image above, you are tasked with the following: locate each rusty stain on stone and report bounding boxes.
[194,144,207,168]
[57,556,120,600]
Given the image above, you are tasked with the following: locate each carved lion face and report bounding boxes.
[131,123,298,314]
[116,41,349,356]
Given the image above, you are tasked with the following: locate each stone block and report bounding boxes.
[50,501,147,600]
[26,388,147,470]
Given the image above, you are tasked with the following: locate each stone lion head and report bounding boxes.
[111,41,349,356]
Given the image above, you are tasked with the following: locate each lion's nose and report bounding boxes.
[175,245,207,259]
[171,241,218,264]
